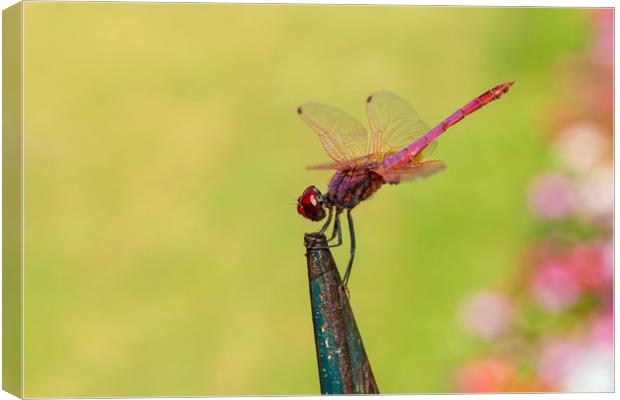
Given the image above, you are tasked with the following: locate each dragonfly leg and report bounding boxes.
[327,210,342,248]
[308,207,334,250]
[317,207,334,235]
[341,209,356,288]
[317,206,333,236]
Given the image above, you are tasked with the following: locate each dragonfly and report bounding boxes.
[296,81,515,287]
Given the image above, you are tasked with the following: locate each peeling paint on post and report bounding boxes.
[304,233,379,395]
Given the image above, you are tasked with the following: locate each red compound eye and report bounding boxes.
[296,186,326,221]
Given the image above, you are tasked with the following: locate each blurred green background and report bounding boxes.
[22,3,591,396]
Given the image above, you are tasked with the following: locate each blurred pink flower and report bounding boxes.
[600,240,613,281]
[458,291,515,339]
[553,122,606,173]
[591,10,613,67]
[537,338,581,385]
[531,261,582,312]
[597,284,614,313]
[589,313,613,347]
[455,357,516,393]
[567,242,612,290]
[527,173,576,220]
[455,13,613,392]
[575,167,613,222]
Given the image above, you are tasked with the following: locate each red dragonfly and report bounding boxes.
[296,82,514,287]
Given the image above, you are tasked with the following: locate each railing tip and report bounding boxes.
[304,232,328,248]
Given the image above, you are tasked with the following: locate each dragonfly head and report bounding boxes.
[297,186,327,221]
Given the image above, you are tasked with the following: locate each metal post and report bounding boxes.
[304,233,379,394]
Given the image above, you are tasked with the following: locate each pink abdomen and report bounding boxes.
[381,81,514,169]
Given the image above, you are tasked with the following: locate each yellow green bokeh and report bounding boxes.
[22,3,591,396]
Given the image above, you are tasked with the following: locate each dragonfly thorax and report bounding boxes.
[327,168,385,209]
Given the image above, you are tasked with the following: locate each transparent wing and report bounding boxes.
[375,160,446,184]
[414,140,438,161]
[298,102,369,165]
[307,154,379,170]
[366,90,437,158]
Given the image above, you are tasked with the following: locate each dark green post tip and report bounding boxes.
[304,233,379,395]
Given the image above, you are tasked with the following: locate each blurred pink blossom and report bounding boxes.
[597,284,614,313]
[589,312,613,346]
[591,10,613,67]
[575,167,613,221]
[458,291,515,339]
[600,240,613,280]
[553,122,607,173]
[455,357,516,393]
[537,338,581,385]
[531,261,582,312]
[454,12,613,392]
[567,243,612,290]
[527,173,576,220]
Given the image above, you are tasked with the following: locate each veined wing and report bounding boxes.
[298,102,369,166]
[307,153,384,170]
[366,91,437,160]
[375,159,446,184]
[413,140,438,161]
[304,142,434,171]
